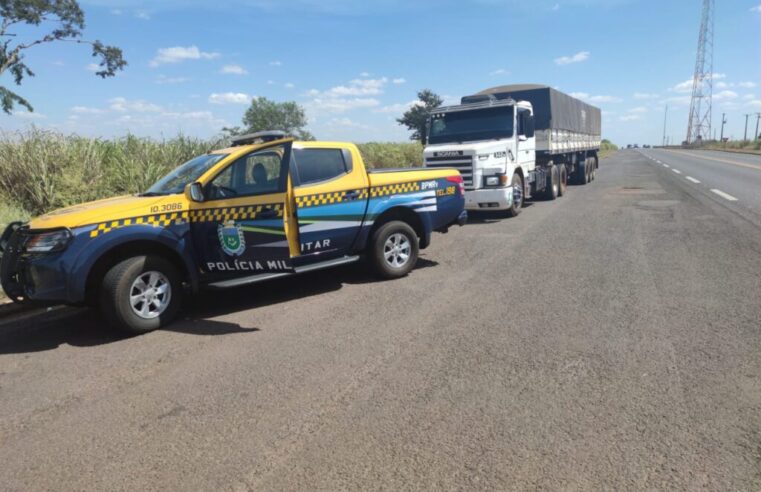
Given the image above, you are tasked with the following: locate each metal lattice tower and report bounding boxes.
[685,0,715,144]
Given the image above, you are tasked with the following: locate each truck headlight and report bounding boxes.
[485,176,500,186]
[24,229,72,253]
[478,154,490,161]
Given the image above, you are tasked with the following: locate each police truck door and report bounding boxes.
[191,142,294,281]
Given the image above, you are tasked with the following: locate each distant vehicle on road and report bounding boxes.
[0,132,467,333]
[423,84,601,217]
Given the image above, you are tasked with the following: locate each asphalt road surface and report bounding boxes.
[1,150,760,490]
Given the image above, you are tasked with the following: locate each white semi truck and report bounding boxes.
[423,84,602,217]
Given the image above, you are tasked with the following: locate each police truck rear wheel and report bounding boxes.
[369,221,419,279]
[100,255,182,334]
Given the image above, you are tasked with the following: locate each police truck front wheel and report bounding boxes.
[100,255,182,334]
[369,221,419,279]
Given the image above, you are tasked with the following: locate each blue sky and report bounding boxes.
[2,0,760,145]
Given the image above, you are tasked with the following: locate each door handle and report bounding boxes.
[343,191,360,200]
[258,208,278,219]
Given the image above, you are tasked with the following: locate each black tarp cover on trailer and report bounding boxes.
[466,84,601,135]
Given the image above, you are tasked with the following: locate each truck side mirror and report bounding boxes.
[186,182,205,202]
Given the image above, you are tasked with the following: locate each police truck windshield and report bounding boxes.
[143,153,228,196]
[428,106,514,144]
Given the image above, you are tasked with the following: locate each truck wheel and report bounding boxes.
[100,255,182,334]
[543,165,559,200]
[590,156,598,181]
[504,172,524,217]
[576,161,589,185]
[558,166,568,196]
[369,221,419,279]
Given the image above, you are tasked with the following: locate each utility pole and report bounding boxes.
[720,113,727,141]
[744,114,750,141]
[755,113,761,141]
[662,105,668,147]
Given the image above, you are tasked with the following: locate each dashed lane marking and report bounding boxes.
[667,149,761,171]
[686,176,701,183]
[663,163,669,168]
[672,169,682,174]
[710,189,739,202]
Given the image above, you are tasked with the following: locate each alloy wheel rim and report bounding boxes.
[384,233,411,268]
[129,271,171,319]
[513,182,523,207]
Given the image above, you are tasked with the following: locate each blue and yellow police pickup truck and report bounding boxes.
[0,131,466,333]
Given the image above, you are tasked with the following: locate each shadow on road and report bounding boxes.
[0,258,438,354]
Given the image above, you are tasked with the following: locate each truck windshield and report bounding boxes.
[428,106,514,144]
[143,153,228,196]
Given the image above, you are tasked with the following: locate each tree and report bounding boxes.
[0,0,126,114]
[397,89,443,145]
[226,97,314,140]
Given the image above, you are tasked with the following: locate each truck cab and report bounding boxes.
[424,97,538,217]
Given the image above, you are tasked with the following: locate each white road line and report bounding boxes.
[656,160,662,163]
[710,189,738,202]
[672,169,682,174]
[663,163,669,168]
[686,176,701,184]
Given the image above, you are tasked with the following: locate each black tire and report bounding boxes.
[558,166,568,197]
[543,165,559,200]
[100,255,182,334]
[369,221,419,279]
[590,156,598,181]
[503,172,524,218]
[576,160,589,185]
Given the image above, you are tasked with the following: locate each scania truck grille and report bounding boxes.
[424,155,475,190]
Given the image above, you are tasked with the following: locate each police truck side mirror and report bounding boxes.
[186,182,205,202]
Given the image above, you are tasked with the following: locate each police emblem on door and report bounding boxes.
[218,220,246,256]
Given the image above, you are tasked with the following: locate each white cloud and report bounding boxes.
[12,111,46,120]
[619,114,640,122]
[306,97,380,114]
[628,106,648,113]
[109,97,163,113]
[738,81,757,89]
[359,71,371,77]
[326,117,370,130]
[269,60,282,66]
[71,106,103,114]
[150,46,220,67]
[569,92,589,100]
[220,64,248,75]
[285,82,295,89]
[552,3,560,11]
[750,5,761,13]
[85,63,100,72]
[208,92,252,105]
[111,9,123,15]
[135,10,150,19]
[633,92,659,100]
[155,74,189,84]
[714,90,738,100]
[490,68,509,76]
[392,78,406,84]
[749,99,761,107]
[267,80,275,85]
[304,77,390,115]
[670,73,726,93]
[554,51,589,66]
[743,94,756,100]
[323,77,388,97]
[374,100,421,114]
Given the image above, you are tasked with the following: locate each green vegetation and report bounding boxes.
[224,98,314,140]
[0,129,423,219]
[600,139,618,159]
[1,0,126,114]
[693,139,761,154]
[397,90,443,145]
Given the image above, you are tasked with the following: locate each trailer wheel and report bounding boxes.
[503,172,524,217]
[558,166,568,196]
[590,156,598,181]
[543,165,559,200]
[369,221,419,279]
[575,161,589,185]
[100,255,182,334]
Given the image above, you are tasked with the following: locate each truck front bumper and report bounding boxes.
[464,187,513,211]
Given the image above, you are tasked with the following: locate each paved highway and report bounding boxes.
[640,148,761,220]
[1,150,760,490]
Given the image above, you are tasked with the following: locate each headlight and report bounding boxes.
[24,229,72,253]
[478,154,490,161]
[485,176,500,186]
